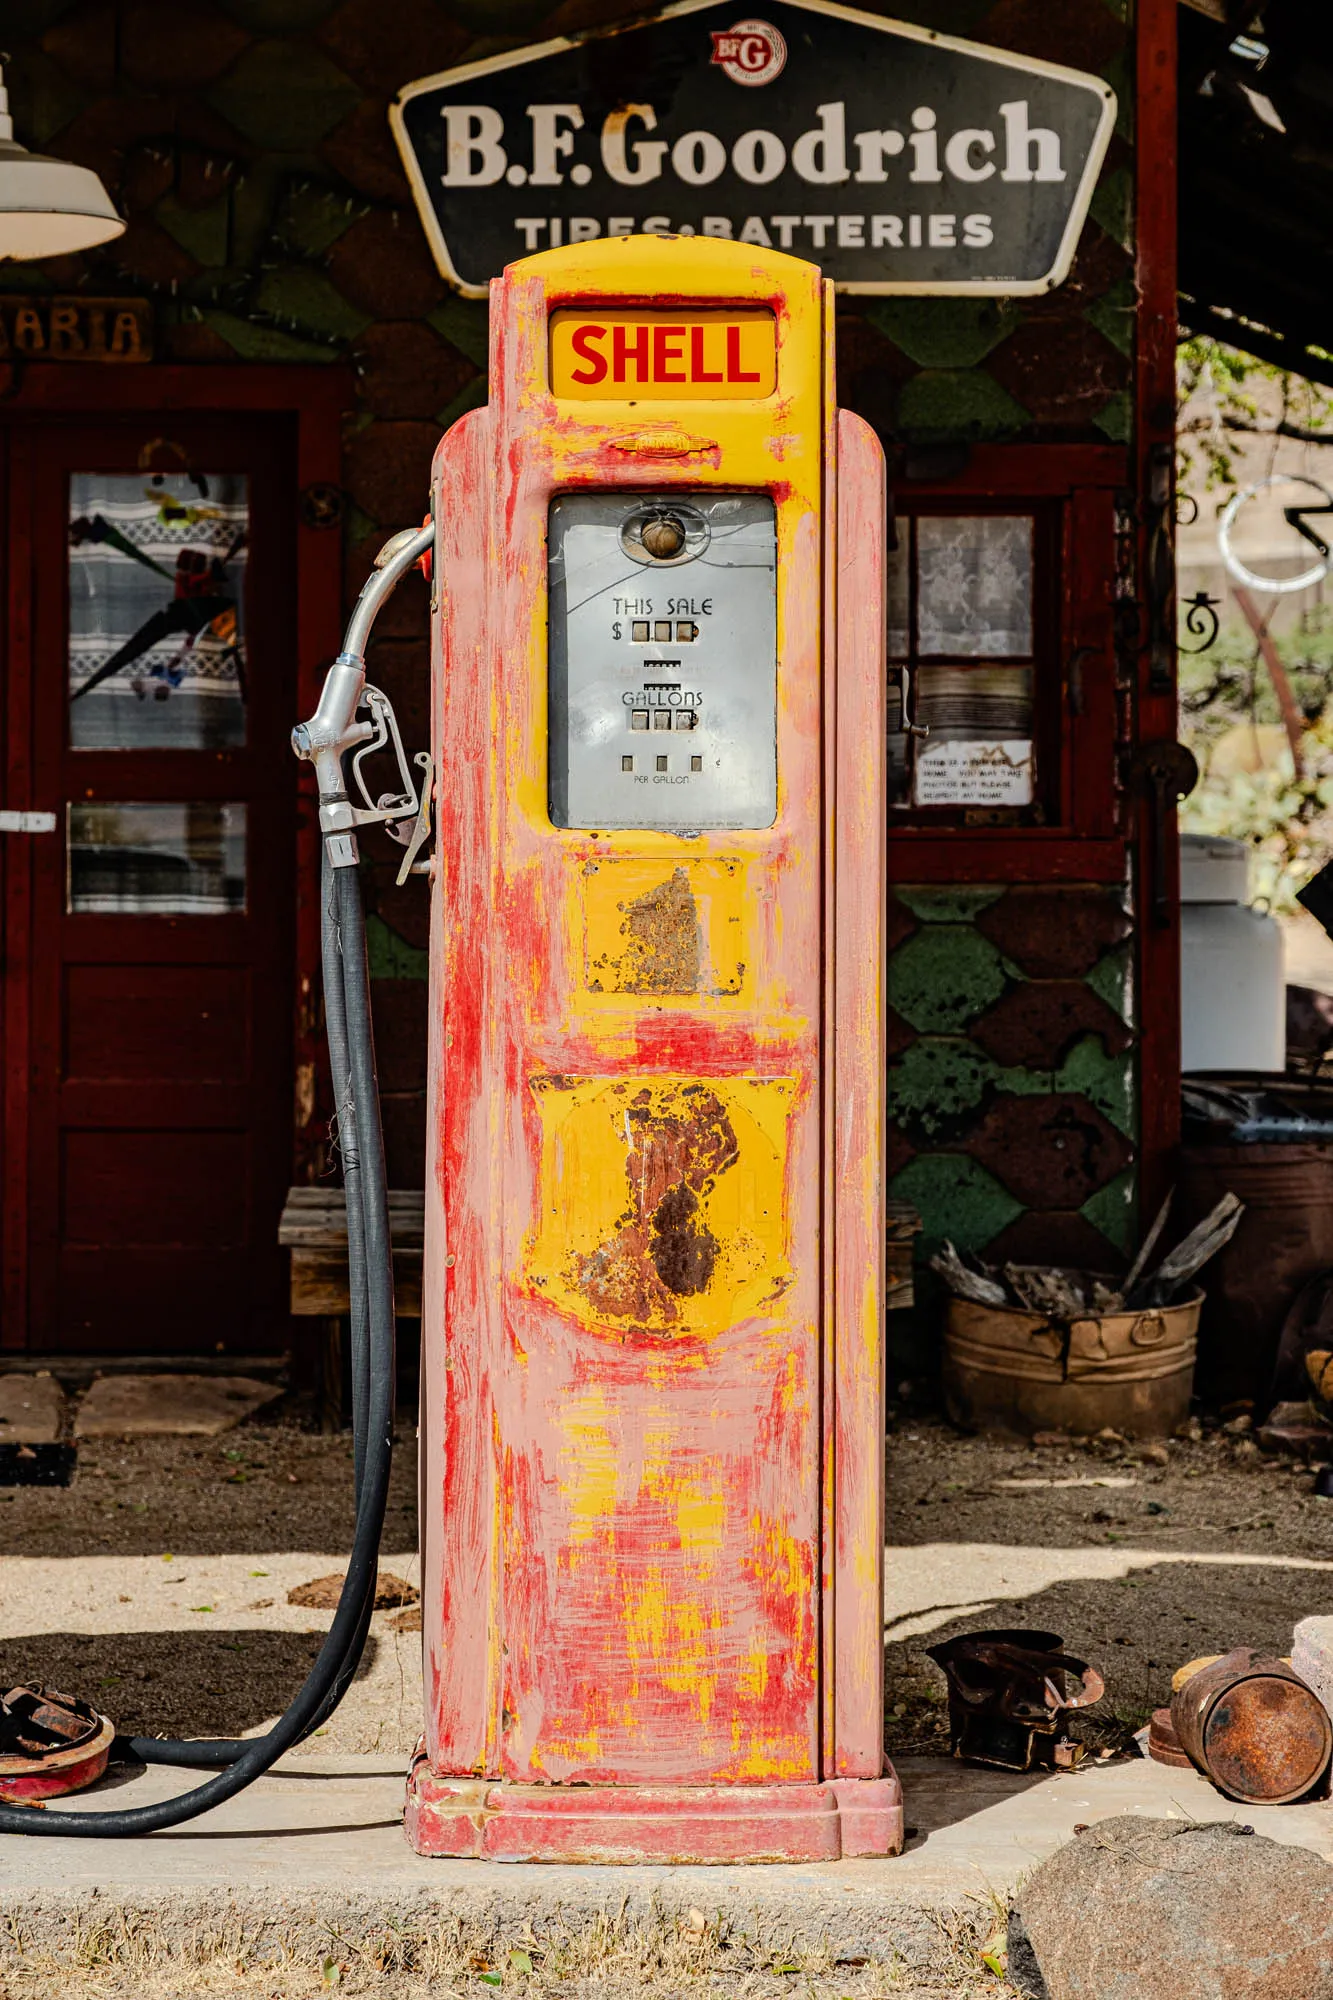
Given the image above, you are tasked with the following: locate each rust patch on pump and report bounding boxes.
[574,1085,739,1325]
[589,867,701,996]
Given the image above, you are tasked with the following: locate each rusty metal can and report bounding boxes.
[1147,1706,1192,1768]
[1169,1648,1332,1804]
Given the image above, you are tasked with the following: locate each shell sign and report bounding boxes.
[390,0,1116,297]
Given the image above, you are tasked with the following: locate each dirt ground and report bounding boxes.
[3,1396,1331,1760]
[7,1399,1333,1999]
[880,1407,1333,1760]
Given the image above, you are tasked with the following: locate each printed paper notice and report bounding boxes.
[913,738,1033,807]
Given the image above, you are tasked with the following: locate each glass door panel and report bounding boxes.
[68,471,248,751]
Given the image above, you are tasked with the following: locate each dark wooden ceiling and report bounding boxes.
[1179,0,1333,387]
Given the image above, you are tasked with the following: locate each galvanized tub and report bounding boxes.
[1170,1648,1332,1805]
[943,1283,1201,1439]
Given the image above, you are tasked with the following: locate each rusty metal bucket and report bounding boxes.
[1178,1143,1333,1410]
[1170,1648,1332,1804]
[943,1286,1201,1439]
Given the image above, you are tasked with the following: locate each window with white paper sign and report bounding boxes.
[887,508,1045,820]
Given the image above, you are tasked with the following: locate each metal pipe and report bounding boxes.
[292,522,433,867]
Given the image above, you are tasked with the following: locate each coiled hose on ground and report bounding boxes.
[0,850,396,1834]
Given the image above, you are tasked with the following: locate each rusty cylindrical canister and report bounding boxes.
[1147,1707,1192,1768]
[1170,1648,1332,1804]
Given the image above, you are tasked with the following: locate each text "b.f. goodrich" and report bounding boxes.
[437,99,1068,191]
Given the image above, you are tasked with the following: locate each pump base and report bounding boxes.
[404,1757,904,1862]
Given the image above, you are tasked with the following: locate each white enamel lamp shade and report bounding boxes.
[0,67,124,261]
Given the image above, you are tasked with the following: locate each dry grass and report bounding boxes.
[0,1898,1020,2000]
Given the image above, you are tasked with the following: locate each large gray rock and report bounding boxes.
[1011,1816,1333,2000]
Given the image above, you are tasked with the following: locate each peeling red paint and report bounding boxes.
[412,237,897,1861]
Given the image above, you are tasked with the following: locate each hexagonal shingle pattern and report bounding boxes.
[0,0,1138,1229]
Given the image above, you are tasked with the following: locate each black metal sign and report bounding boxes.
[390,0,1116,298]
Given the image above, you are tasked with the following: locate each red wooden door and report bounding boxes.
[2,416,296,1356]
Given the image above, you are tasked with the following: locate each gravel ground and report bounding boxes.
[0,1415,417,1561]
[0,1968,1008,2000]
[0,1415,420,1754]
[881,1408,1333,1760]
[2,1399,1332,1767]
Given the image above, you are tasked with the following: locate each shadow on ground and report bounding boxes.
[0,1631,382,1739]
[0,1427,418,1559]
[883,1555,1332,1764]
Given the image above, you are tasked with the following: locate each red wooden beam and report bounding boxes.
[1134,0,1182,1218]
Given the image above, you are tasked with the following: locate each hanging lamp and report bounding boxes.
[0,61,123,260]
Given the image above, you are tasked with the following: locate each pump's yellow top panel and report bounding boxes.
[550,306,776,400]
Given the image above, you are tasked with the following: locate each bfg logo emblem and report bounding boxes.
[709,19,788,86]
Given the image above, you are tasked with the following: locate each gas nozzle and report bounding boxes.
[293,520,434,868]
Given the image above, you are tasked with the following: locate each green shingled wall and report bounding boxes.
[3,0,1138,1355]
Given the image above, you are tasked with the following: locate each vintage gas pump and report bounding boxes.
[407,233,895,1863]
[0,233,891,1858]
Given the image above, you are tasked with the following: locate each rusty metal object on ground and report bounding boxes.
[0,1686,115,1803]
[943,1287,1201,1439]
[1148,1706,1193,1768]
[927,1629,1105,1773]
[1171,1653,1222,1692]
[1170,1648,1332,1804]
[1178,1129,1333,1410]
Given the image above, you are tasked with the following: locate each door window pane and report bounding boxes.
[68,472,248,749]
[67,802,246,914]
[916,515,1033,657]
[915,664,1034,739]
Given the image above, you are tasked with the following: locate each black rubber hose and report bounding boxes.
[115,853,386,1774]
[323,841,373,1492]
[0,852,396,1832]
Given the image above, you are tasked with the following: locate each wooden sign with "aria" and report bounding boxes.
[0,296,153,363]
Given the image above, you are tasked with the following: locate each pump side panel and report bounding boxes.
[831,409,887,1776]
[422,239,831,1787]
[422,402,506,1776]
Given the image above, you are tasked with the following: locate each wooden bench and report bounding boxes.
[279,1186,425,1316]
[279,1187,424,1425]
[886,1199,921,1312]
[280,1187,920,1421]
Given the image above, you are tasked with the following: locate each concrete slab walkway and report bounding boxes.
[2,1750,1331,1977]
[5,1506,1333,1986]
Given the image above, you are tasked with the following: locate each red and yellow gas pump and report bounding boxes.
[0,234,894,1859]
[407,234,897,1863]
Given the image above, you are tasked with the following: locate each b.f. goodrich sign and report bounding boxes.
[391,0,1116,297]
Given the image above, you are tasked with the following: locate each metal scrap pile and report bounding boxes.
[931,1192,1244,1317]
